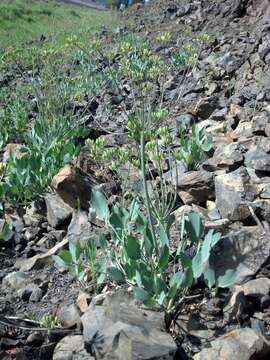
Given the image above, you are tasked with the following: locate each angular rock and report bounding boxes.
[174,170,214,204]
[16,237,68,272]
[244,146,270,172]
[192,97,217,119]
[237,278,270,297]
[215,167,251,221]
[204,142,244,171]
[211,226,270,284]
[81,291,177,360]
[56,302,82,329]
[53,335,93,360]
[45,193,73,228]
[52,164,97,210]
[66,211,92,247]
[251,113,270,136]
[23,199,46,227]
[2,271,29,290]
[193,328,270,360]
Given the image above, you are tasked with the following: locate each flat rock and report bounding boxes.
[193,328,270,360]
[16,237,68,272]
[81,291,177,360]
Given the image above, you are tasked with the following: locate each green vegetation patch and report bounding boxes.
[0,0,117,48]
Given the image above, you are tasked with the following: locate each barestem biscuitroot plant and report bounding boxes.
[90,189,237,325]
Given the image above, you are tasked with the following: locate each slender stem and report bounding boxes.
[140,131,159,256]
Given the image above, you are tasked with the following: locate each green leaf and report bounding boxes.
[192,251,204,278]
[99,234,108,250]
[69,241,81,262]
[107,266,125,282]
[126,235,141,260]
[159,223,169,246]
[203,267,216,288]
[143,226,154,257]
[58,250,72,264]
[201,135,213,152]
[91,191,109,222]
[185,211,204,243]
[217,269,238,288]
[97,272,106,285]
[158,245,169,270]
[135,270,143,288]
[133,287,150,302]
[179,252,192,269]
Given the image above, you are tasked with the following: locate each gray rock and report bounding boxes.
[24,227,41,241]
[18,283,43,302]
[45,193,73,228]
[174,170,214,204]
[16,237,68,272]
[53,335,93,360]
[261,184,270,198]
[81,291,177,360]
[215,167,251,221]
[67,211,92,247]
[193,97,217,119]
[259,34,270,61]
[204,143,244,171]
[2,271,29,290]
[56,302,82,329]
[193,328,270,360]
[211,226,270,284]
[245,147,270,172]
[23,199,46,227]
[238,278,270,297]
[251,113,270,136]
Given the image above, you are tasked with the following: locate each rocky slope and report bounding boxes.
[1,0,270,359]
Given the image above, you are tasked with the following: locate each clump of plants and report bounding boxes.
[53,31,236,328]
[0,116,82,206]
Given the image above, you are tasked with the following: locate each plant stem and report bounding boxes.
[140,131,159,256]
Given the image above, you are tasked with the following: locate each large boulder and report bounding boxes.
[81,291,177,360]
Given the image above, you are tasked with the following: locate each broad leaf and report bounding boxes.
[158,245,169,270]
[58,250,72,264]
[133,287,150,302]
[159,223,169,246]
[107,266,125,282]
[185,211,204,243]
[144,226,154,257]
[217,269,238,288]
[126,235,141,260]
[69,241,81,262]
[91,191,109,222]
[203,267,216,288]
